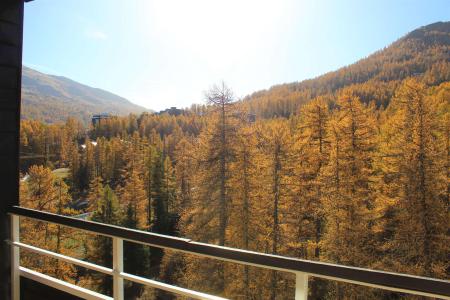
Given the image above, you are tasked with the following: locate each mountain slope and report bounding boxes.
[243,21,450,118]
[21,66,148,124]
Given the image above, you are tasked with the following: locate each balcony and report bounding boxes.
[7,206,450,300]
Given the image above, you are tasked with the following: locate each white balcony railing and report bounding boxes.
[8,206,450,300]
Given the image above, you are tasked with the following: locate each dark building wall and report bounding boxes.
[0,1,23,299]
[0,3,97,299]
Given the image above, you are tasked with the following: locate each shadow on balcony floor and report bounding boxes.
[21,276,82,300]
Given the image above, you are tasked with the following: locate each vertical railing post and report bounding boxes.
[295,272,308,300]
[11,215,20,300]
[113,237,124,300]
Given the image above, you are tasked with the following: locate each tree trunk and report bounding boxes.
[271,143,281,300]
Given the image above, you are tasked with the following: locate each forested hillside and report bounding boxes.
[243,21,450,118]
[18,22,449,299]
[21,66,148,124]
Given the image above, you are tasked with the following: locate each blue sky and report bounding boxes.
[23,0,449,111]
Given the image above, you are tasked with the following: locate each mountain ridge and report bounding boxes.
[21,66,148,124]
[243,21,450,118]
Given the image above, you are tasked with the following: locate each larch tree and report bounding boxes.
[150,150,176,235]
[79,137,96,191]
[227,123,262,298]
[291,97,330,260]
[375,79,449,279]
[119,168,149,298]
[320,91,377,299]
[143,142,156,230]
[120,168,147,230]
[163,156,177,220]
[179,82,237,296]
[87,176,104,213]
[54,178,75,279]
[291,97,330,299]
[23,165,58,211]
[20,165,76,281]
[86,184,120,296]
[205,81,236,247]
[174,137,195,212]
[257,119,293,300]
[68,140,81,195]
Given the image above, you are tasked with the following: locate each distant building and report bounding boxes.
[157,107,184,116]
[92,113,110,126]
[248,113,256,123]
[232,112,256,123]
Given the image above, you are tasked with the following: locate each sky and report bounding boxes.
[23,0,449,111]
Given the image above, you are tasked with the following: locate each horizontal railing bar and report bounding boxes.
[9,206,450,299]
[12,241,114,275]
[20,266,112,300]
[313,273,450,299]
[120,272,228,300]
[14,240,226,299]
[14,241,228,300]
